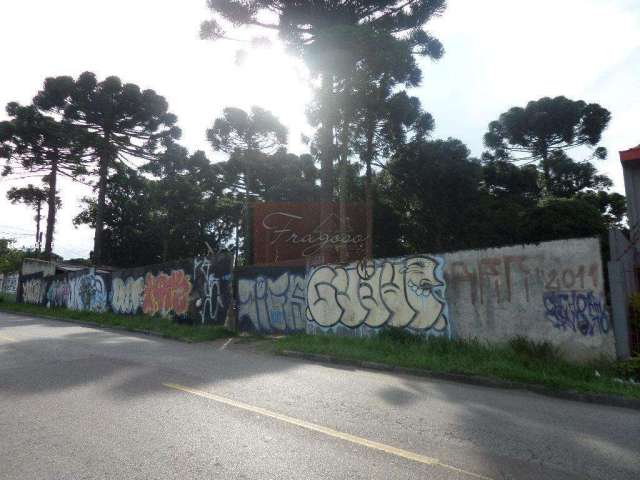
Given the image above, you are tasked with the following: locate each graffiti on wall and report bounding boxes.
[67,273,108,312]
[22,278,45,304]
[1,273,19,294]
[306,255,449,334]
[238,272,306,333]
[446,256,602,306]
[142,270,191,316]
[446,255,536,304]
[15,256,231,325]
[193,258,228,324]
[543,290,609,336]
[111,277,144,314]
[540,263,609,336]
[47,279,70,308]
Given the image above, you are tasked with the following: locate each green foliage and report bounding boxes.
[508,336,560,362]
[615,357,640,379]
[202,1,446,200]
[34,72,181,264]
[74,146,236,267]
[0,102,88,256]
[523,198,607,243]
[207,106,287,155]
[483,96,613,201]
[6,185,49,207]
[577,190,626,228]
[545,150,612,198]
[484,96,611,161]
[378,327,424,345]
[201,1,446,58]
[377,138,486,254]
[0,300,235,343]
[374,133,616,256]
[275,334,640,399]
[0,238,37,273]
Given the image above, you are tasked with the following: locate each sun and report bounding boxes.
[230,44,313,154]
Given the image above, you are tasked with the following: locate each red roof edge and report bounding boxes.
[620,145,640,162]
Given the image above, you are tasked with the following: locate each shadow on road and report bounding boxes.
[385,372,640,480]
[0,314,298,402]
[2,313,640,480]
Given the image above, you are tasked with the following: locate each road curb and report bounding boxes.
[277,350,640,411]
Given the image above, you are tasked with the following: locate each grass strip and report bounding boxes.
[0,299,234,342]
[275,330,640,400]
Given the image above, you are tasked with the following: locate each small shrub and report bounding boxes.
[509,336,559,361]
[616,357,640,379]
[378,327,424,345]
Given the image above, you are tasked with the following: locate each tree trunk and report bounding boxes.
[364,121,375,259]
[162,238,168,263]
[35,200,42,253]
[338,118,350,263]
[319,73,335,202]
[234,216,240,269]
[93,141,111,265]
[243,169,253,266]
[540,146,551,197]
[44,155,58,258]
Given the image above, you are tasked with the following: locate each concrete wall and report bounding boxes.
[18,254,232,325]
[236,266,307,334]
[0,272,19,299]
[20,258,56,277]
[442,237,614,361]
[306,255,449,337]
[235,237,615,361]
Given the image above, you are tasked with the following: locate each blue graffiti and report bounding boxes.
[543,290,609,336]
[238,272,306,333]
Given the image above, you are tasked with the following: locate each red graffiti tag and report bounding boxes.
[143,270,192,316]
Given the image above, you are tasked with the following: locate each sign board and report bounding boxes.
[252,202,369,265]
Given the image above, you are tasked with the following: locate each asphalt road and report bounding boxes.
[1,312,639,480]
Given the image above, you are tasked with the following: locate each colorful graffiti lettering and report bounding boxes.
[306,256,449,334]
[22,278,45,305]
[111,277,144,314]
[68,273,108,312]
[543,290,609,336]
[238,272,306,333]
[143,270,191,316]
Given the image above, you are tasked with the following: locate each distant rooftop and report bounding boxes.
[22,258,115,276]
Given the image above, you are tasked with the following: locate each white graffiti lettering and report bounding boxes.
[193,258,226,324]
[22,278,45,304]
[111,277,144,314]
[306,256,449,334]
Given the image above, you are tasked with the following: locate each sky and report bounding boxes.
[0,0,639,260]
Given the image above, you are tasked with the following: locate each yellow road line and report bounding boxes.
[163,382,494,480]
[0,333,16,342]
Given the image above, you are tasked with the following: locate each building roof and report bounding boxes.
[620,145,640,162]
